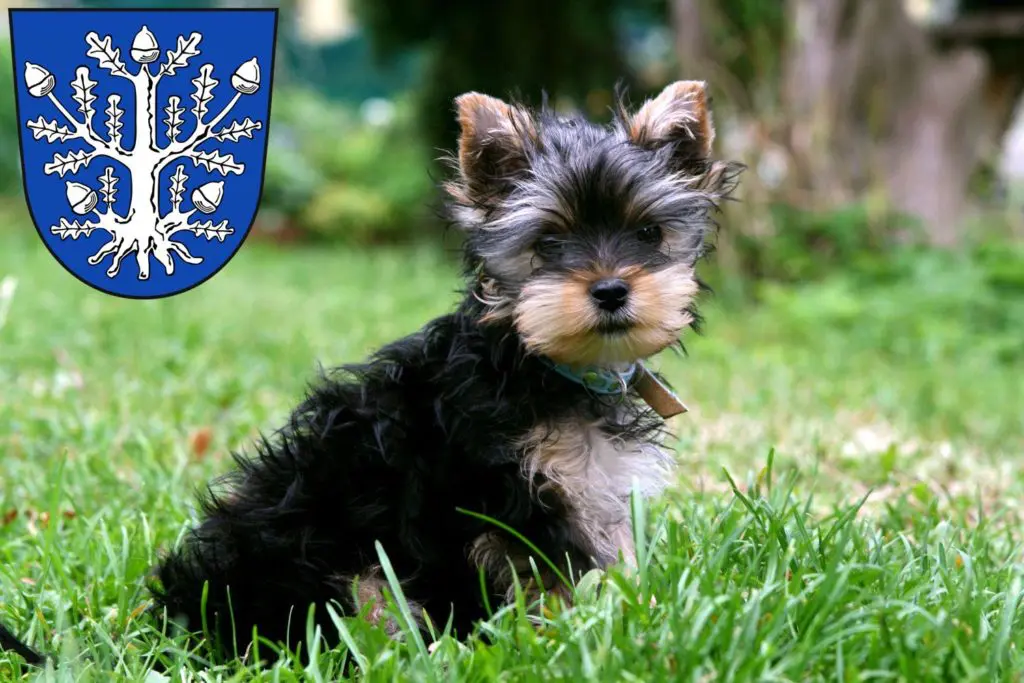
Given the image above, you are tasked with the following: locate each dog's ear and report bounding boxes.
[627,80,715,174]
[454,92,536,204]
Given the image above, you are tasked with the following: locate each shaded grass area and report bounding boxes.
[1,228,1023,681]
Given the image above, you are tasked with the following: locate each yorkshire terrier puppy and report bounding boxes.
[148,80,741,659]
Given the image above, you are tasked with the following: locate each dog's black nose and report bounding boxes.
[589,278,630,312]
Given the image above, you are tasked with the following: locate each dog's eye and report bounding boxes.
[534,235,564,259]
[636,224,662,245]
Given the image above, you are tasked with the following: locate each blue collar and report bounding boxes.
[542,358,638,395]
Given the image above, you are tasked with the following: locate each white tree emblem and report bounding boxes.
[22,26,264,280]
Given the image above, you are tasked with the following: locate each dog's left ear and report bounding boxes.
[627,80,716,173]
[628,80,741,197]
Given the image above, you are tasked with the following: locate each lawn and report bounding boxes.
[1,223,1023,682]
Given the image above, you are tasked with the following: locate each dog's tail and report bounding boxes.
[0,620,44,666]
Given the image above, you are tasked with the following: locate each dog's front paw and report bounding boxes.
[521,576,574,621]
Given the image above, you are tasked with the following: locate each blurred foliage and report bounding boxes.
[717,194,1024,367]
[351,0,643,159]
[0,39,23,196]
[751,238,1024,366]
[730,202,916,283]
[256,88,436,244]
[276,27,423,105]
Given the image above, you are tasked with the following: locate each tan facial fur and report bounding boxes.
[513,262,699,366]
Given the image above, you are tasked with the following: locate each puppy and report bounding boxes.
[144,80,742,659]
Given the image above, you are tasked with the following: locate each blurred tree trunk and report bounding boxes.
[782,0,997,246]
[671,0,707,78]
[672,0,1024,246]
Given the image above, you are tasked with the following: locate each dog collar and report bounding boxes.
[542,359,638,395]
[540,357,690,418]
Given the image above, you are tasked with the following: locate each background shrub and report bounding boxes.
[0,39,24,198]
[257,88,436,244]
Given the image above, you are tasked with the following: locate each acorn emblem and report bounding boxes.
[24,62,55,98]
[191,181,224,214]
[66,181,98,215]
[231,58,260,94]
[130,26,160,64]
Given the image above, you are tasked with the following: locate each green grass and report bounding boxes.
[1,225,1023,681]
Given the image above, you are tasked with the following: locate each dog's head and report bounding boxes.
[446,81,741,366]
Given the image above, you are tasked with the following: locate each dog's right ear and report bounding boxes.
[454,93,536,204]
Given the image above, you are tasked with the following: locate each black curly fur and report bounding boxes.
[150,291,672,657]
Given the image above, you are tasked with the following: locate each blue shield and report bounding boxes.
[9,9,278,299]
